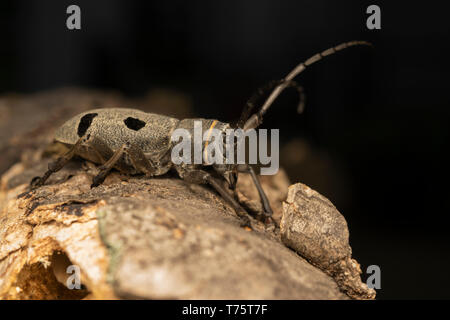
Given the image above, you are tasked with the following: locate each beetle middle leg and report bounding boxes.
[91,142,157,188]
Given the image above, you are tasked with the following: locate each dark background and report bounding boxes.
[1,0,449,299]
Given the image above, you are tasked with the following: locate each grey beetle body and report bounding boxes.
[54,108,230,178]
[56,108,179,155]
[31,41,371,228]
[55,108,180,176]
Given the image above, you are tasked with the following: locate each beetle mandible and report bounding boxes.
[30,41,371,228]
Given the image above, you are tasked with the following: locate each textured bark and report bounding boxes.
[281,183,376,299]
[0,159,349,299]
[0,88,372,300]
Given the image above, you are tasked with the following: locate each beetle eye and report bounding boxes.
[124,117,146,131]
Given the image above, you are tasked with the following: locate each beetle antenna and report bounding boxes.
[243,40,372,130]
[235,79,305,129]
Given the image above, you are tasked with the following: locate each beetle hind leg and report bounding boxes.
[30,135,89,189]
[31,134,158,190]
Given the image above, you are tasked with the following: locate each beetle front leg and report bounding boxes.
[179,168,252,229]
[236,164,274,223]
[206,175,252,229]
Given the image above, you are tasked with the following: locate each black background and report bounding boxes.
[1,0,449,299]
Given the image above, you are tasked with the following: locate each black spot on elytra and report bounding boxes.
[124,117,146,131]
[77,113,98,137]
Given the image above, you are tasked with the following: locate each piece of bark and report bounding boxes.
[0,88,368,300]
[280,183,376,300]
[0,158,347,299]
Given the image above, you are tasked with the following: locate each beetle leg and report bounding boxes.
[91,143,128,188]
[206,175,252,229]
[179,168,252,229]
[236,79,305,129]
[236,164,273,219]
[30,135,88,189]
[91,142,157,188]
[85,135,115,164]
[125,143,158,177]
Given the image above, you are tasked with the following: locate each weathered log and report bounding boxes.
[0,88,373,300]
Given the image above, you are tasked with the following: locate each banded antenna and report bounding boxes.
[243,40,372,130]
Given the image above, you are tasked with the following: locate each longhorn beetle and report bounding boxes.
[30,41,371,228]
